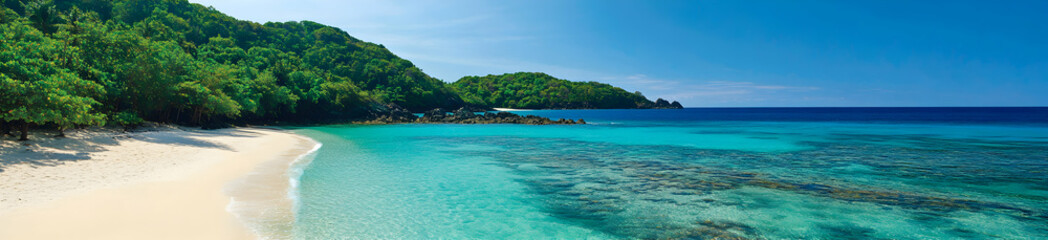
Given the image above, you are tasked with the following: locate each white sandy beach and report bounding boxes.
[0,127,316,240]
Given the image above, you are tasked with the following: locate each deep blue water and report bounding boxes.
[518,107,1048,125]
[288,107,1048,239]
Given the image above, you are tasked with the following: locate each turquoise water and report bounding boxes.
[288,108,1048,239]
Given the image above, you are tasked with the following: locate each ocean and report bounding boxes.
[285,107,1048,239]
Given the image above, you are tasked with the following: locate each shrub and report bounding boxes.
[113,111,144,131]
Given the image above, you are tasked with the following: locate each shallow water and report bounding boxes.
[288,108,1048,239]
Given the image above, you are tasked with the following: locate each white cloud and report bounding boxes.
[599,74,821,105]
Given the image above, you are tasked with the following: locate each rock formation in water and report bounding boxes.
[653,98,685,109]
[358,105,584,125]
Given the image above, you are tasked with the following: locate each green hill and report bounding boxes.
[452,72,681,109]
[1,0,461,131]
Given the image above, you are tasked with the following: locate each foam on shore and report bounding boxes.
[288,139,322,215]
[225,133,321,240]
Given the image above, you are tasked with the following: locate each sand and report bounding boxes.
[0,127,317,240]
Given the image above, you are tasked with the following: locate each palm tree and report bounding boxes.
[21,0,64,34]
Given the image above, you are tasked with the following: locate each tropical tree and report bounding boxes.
[0,5,19,24]
[177,63,241,124]
[21,0,63,34]
[0,21,105,140]
[113,39,194,121]
[196,36,246,65]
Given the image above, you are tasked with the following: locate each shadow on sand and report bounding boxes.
[0,128,259,173]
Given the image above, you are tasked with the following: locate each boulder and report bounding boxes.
[423,108,447,118]
[453,107,476,117]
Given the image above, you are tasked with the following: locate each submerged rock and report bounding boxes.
[358,107,585,125]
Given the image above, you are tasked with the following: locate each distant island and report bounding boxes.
[453,72,683,110]
[0,0,681,141]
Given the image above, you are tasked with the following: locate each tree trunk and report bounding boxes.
[19,121,29,141]
[194,108,203,125]
[55,126,66,138]
[0,120,9,137]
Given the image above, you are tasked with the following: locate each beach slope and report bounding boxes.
[0,127,314,240]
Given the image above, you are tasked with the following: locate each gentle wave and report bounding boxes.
[287,138,322,219]
[226,134,322,240]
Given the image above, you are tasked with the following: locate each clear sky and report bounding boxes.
[190,0,1047,107]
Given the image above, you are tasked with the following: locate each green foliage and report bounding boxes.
[0,20,105,130]
[182,63,241,120]
[0,5,19,23]
[452,72,656,109]
[248,71,298,118]
[197,36,245,64]
[113,111,143,129]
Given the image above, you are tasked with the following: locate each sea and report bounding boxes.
[282,107,1048,239]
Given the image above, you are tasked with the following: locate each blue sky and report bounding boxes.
[190,0,1047,107]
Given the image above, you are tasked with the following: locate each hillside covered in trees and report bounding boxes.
[0,0,681,141]
[0,0,465,138]
[453,72,682,109]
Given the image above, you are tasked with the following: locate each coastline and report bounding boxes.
[226,134,321,239]
[0,127,317,239]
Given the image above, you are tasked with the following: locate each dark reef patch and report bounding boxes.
[418,133,1048,239]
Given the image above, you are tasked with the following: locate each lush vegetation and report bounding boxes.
[0,0,680,141]
[1,0,464,139]
[453,72,674,109]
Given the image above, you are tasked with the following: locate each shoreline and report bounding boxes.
[227,135,321,239]
[0,127,317,239]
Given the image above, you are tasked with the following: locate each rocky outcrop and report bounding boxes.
[421,111,581,124]
[357,107,584,125]
[363,103,418,123]
[670,101,684,109]
[653,98,684,109]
